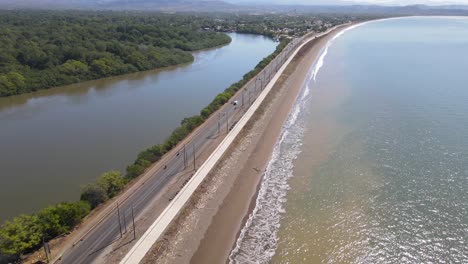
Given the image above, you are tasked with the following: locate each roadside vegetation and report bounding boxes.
[0,36,290,262]
[0,10,365,260]
[0,171,125,260]
[124,39,290,181]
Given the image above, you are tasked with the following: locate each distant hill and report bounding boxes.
[0,0,236,11]
[264,4,468,15]
[99,0,236,11]
[0,0,468,15]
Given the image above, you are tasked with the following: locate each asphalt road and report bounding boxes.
[57,38,299,264]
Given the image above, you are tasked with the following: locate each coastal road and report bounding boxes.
[56,38,299,264]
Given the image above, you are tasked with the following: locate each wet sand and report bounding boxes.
[141,26,350,264]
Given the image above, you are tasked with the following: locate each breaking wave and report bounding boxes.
[228,83,307,264]
[228,28,342,263]
[228,22,373,263]
[311,22,365,82]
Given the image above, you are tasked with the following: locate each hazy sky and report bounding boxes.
[230,0,468,5]
[2,0,468,7]
[354,0,468,3]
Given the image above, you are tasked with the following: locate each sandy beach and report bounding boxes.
[137,25,350,264]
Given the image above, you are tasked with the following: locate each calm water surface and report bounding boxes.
[278,17,468,263]
[0,33,276,222]
[231,17,468,263]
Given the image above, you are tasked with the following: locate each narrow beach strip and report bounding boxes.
[120,25,343,264]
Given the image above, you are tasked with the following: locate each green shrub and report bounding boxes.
[80,184,108,209]
[125,164,146,179]
[0,215,42,256]
[96,171,125,198]
[37,201,90,238]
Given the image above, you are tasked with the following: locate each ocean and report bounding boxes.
[230,17,468,263]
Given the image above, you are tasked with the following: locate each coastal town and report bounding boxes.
[201,14,355,39]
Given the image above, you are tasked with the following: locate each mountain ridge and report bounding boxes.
[1,0,468,14]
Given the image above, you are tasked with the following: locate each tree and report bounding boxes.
[57,201,90,228]
[0,202,90,258]
[125,164,146,179]
[80,184,108,209]
[0,215,42,256]
[96,171,125,198]
[90,58,113,76]
[37,207,64,238]
[0,71,26,96]
[0,53,15,68]
[58,60,89,76]
[126,51,147,71]
[37,201,90,238]
[16,41,48,69]
[147,49,162,67]
[181,115,204,131]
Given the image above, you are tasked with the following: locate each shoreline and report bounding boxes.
[193,27,350,264]
[0,56,192,108]
[0,35,233,100]
[140,24,352,264]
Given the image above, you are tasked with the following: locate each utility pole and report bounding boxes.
[192,144,196,170]
[226,111,229,132]
[123,210,127,233]
[42,236,50,263]
[218,112,221,135]
[183,144,187,169]
[262,70,266,90]
[131,204,136,240]
[242,90,245,108]
[117,203,123,238]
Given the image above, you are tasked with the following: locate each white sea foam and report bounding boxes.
[228,103,305,264]
[301,83,310,99]
[311,22,366,82]
[228,24,368,264]
[228,56,319,262]
[311,45,328,81]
